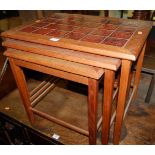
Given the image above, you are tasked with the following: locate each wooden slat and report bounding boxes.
[30,77,57,101]
[3,39,121,71]
[30,76,53,96]
[31,78,59,107]
[4,49,104,80]
[31,108,89,136]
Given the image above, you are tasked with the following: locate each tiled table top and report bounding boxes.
[1,13,152,60]
[19,14,138,47]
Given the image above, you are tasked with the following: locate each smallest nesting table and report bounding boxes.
[3,39,121,144]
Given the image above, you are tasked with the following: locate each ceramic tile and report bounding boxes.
[111,31,133,39]
[56,19,66,24]
[64,32,85,40]
[42,18,58,23]
[20,26,38,33]
[82,22,101,28]
[100,19,109,23]
[64,20,82,26]
[32,22,50,28]
[32,28,54,35]
[101,24,119,30]
[117,26,136,32]
[50,14,66,19]
[56,24,76,31]
[73,27,94,34]
[47,30,68,37]
[107,20,122,25]
[44,23,58,29]
[103,37,127,47]
[81,34,105,43]
[92,28,113,36]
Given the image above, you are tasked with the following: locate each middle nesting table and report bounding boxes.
[3,39,121,144]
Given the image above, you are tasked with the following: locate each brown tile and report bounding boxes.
[64,32,85,40]
[32,28,54,35]
[42,18,58,23]
[82,22,101,28]
[50,14,66,19]
[56,24,76,31]
[100,19,109,23]
[73,27,94,34]
[32,22,50,28]
[111,31,133,39]
[56,19,66,24]
[47,30,68,37]
[101,24,119,30]
[107,20,122,25]
[117,26,136,32]
[81,34,105,43]
[103,37,127,47]
[65,20,82,26]
[44,23,58,29]
[92,28,113,36]
[20,26,38,33]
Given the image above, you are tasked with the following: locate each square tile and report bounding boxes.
[47,30,68,37]
[32,22,50,28]
[101,24,119,30]
[73,27,94,34]
[81,34,105,43]
[107,20,122,25]
[42,18,58,23]
[44,23,58,29]
[64,20,82,26]
[100,19,108,24]
[117,26,136,32]
[32,28,54,35]
[103,37,127,47]
[56,19,66,24]
[110,31,133,39]
[64,32,85,40]
[82,22,101,28]
[122,21,138,27]
[92,28,113,36]
[50,14,66,19]
[20,26,38,33]
[56,24,76,31]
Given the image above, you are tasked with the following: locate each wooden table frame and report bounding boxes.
[2,13,152,144]
[5,49,120,145]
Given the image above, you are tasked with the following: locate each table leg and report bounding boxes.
[9,58,34,124]
[133,43,146,99]
[145,73,155,103]
[102,70,115,144]
[88,78,98,145]
[113,60,132,144]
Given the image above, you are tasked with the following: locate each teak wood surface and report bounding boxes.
[2,13,152,145]
[1,13,152,60]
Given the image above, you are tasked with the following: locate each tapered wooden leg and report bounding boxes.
[88,78,98,145]
[9,58,34,123]
[113,60,132,144]
[102,70,115,144]
[126,70,133,100]
[133,43,146,99]
[145,73,155,103]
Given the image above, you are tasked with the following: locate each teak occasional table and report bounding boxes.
[1,13,152,144]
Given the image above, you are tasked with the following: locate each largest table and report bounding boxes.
[1,13,152,144]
